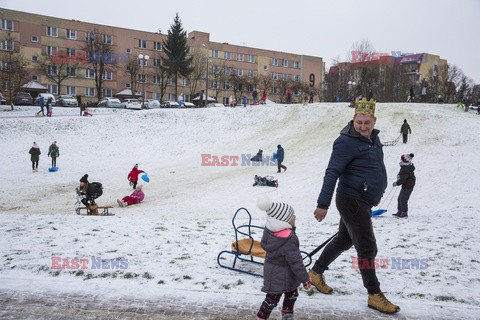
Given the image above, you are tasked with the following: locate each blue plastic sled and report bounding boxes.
[48,167,58,172]
[272,152,277,160]
[141,173,150,182]
[372,209,387,216]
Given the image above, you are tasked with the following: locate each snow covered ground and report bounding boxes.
[0,102,479,319]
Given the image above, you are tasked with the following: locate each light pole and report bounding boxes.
[138,53,149,108]
[348,80,356,100]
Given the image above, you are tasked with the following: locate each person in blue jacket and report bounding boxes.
[309,97,400,314]
[276,145,287,173]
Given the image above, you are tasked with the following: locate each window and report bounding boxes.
[293,61,300,69]
[248,55,255,63]
[223,82,230,90]
[271,72,278,80]
[1,61,10,70]
[138,58,147,67]
[85,69,95,78]
[1,40,14,51]
[46,46,58,56]
[103,71,113,80]
[32,55,38,62]
[211,50,218,58]
[102,88,112,97]
[212,65,218,74]
[103,34,112,44]
[272,87,278,94]
[31,36,39,43]
[125,83,131,88]
[154,41,162,51]
[167,77,175,85]
[153,58,162,67]
[210,81,217,89]
[1,19,13,31]
[126,48,132,54]
[263,65,268,71]
[67,67,76,77]
[85,87,95,97]
[66,29,76,40]
[152,75,161,84]
[248,84,253,92]
[47,65,58,75]
[272,58,278,66]
[237,53,244,62]
[282,73,288,80]
[224,67,231,75]
[66,48,76,57]
[247,70,254,77]
[66,86,76,95]
[48,84,58,94]
[224,51,231,60]
[138,39,147,48]
[32,75,38,81]
[237,69,243,76]
[282,59,288,67]
[47,26,58,37]
[153,92,161,101]
[293,75,300,82]
[85,32,95,41]
[168,93,175,101]
[182,78,190,86]
[137,74,146,83]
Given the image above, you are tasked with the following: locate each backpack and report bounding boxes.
[50,145,58,157]
[89,182,103,197]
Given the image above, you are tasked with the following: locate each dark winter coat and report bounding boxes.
[317,121,387,208]
[401,122,411,135]
[260,228,309,294]
[276,146,285,162]
[48,144,59,158]
[395,163,416,188]
[128,167,144,183]
[81,182,103,200]
[29,147,41,162]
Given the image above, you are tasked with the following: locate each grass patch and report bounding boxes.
[157,280,165,285]
[183,275,192,280]
[435,295,456,302]
[236,279,244,285]
[123,272,139,279]
[75,270,85,277]
[408,293,426,298]
[142,272,154,279]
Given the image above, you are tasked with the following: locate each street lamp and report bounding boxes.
[348,80,356,100]
[138,53,149,108]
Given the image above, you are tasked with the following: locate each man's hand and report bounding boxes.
[314,207,328,222]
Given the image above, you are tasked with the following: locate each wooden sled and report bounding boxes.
[76,206,114,216]
[217,207,311,277]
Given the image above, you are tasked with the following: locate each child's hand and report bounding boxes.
[303,281,312,290]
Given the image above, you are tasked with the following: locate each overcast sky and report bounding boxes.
[2,0,479,83]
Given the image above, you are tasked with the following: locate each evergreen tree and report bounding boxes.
[162,13,193,98]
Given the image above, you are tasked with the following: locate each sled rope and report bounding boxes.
[383,134,401,147]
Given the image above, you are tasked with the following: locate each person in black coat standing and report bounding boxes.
[276,145,287,173]
[400,119,411,144]
[392,153,416,218]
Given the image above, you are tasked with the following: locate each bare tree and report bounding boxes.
[124,55,141,93]
[81,29,117,102]
[348,39,376,63]
[186,49,206,100]
[0,32,29,110]
[37,51,79,95]
[209,60,228,101]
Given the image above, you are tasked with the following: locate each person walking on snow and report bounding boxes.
[256,197,311,320]
[47,141,60,168]
[117,185,145,207]
[178,93,184,107]
[392,153,416,218]
[310,97,400,314]
[127,164,144,189]
[400,119,411,144]
[276,145,287,173]
[29,141,41,172]
[261,91,267,104]
[36,95,45,116]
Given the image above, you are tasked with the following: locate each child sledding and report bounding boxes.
[75,174,113,215]
[253,175,278,188]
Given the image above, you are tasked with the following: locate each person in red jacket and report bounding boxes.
[127,164,144,189]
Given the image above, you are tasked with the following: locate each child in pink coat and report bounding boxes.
[117,185,145,207]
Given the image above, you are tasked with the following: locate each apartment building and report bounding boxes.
[0,8,324,104]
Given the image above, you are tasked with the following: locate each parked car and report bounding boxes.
[57,95,78,107]
[120,98,142,110]
[13,92,34,105]
[182,102,196,108]
[207,103,226,108]
[160,101,180,108]
[0,93,6,105]
[144,99,161,109]
[97,97,122,108]
[34,93,56,106]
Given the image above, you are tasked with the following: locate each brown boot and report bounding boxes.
[308,270,333,294]
[89,204,99,215]
[368,293,400,314]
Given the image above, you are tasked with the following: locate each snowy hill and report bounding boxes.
[0,103,479,319]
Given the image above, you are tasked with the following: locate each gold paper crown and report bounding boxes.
[354,98,376,116]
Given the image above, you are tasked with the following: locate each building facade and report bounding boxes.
[0,8,324,105]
